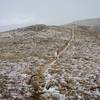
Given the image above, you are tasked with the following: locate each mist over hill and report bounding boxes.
[1,18,100,32]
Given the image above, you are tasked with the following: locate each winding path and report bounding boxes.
[40,25,75,75]
[28,25,75,97]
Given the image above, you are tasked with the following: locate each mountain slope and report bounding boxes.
[0,21,100,99]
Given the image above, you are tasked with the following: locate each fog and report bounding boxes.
[0,0,100,31]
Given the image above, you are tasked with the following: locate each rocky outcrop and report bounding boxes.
[24,24,48,31]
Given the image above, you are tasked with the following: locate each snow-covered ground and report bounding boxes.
[0,25,100,100]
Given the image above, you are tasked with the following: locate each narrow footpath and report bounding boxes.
[29,26,75,99]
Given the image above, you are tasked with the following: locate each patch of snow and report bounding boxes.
[44,87,65,100]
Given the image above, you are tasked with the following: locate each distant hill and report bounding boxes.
[71,18,100,26]
[62,18,100,34]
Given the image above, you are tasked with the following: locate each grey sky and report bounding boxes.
[0,0,100,26]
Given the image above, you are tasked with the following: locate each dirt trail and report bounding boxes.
[41,25,75,73]
[29,26,75,98]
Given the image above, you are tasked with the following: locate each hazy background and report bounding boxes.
[0,0,100,31]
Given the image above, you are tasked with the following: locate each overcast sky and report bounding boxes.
[0,0,100,26]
